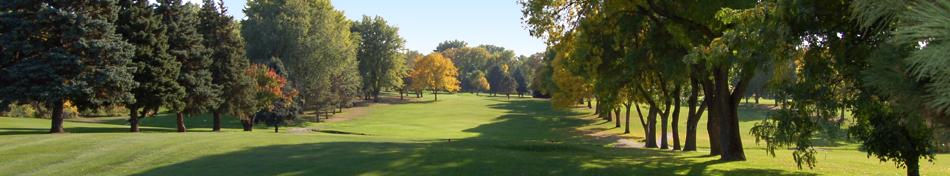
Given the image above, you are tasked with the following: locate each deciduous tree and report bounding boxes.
[352,15,405,102]
[410,53,460,101]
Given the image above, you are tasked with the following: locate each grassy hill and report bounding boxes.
[0,93,947,175]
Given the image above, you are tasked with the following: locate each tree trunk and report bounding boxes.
[176,112,187,132]
[614,108,621,128]
[606,106,613,122]
[661,100,671,149]
[213,111,222,132]
[433,90,438,101]
[49,99,65,133]
[684,78,700,151]
[713,67,745,161]
[594,99,601,116]
[684,88,708,151]
[507,93,510,100]
[129,105,141,132]
[672,83,683,150]
[373,89,380,102]
[701,73,721,155]
[274,125,279,133]
[624,102,631,134]
[241,117,253,131]
[906,155,920,176]
[645,107,659,148]
[400,89,405,100]
[587,98,592,109]
[635,102,647,133]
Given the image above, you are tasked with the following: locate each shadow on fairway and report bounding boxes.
[137,99,816,176]
[0,127,178,135]
[0,114,255,135]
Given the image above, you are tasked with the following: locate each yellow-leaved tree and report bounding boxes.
[410,52,460,101]
[475,73,490,96]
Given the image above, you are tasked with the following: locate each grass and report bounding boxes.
[0,93,947,175]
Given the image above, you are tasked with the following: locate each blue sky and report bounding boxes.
[183,0,545,56]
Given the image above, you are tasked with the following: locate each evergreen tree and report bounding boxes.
[116,0,186,132]
[198,0,253,132]
[158,0,221,132]
[0,0,137,133]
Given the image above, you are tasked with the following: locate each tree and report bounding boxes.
[410,53,460,101]
[352,15,405,102]
[750,1,948,175]
[243,0,360,113]
[198,0,254,132]
[486,64,505,96]
[529,51,556,98]
[244,64,293,131]
[0,0,137,133]
[399,51,423,99]
[442,47,491,92]
[435,40,467,52]
[513,67,529,97]
[470,71,490,95]
[496,64,518,99]
[159,0,221,132]
[115,0,186,132]
[522,0,759,160]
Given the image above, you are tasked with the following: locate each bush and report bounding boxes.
[80,105,128,117]
[1,101,79,119]
[3,103,37,118]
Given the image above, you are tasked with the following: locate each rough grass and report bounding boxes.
[0,93,947,175]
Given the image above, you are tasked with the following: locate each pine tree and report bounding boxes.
[0,0,137,133]
[158,0,221,132]
[198,0,253,132]
[116,0,186,132]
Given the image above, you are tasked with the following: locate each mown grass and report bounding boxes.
[0,93,947,175]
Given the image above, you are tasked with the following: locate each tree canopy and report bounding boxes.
[352,15,406,102]
[1,0,137,133]
[410,52,460,101]
[242,0,361,112]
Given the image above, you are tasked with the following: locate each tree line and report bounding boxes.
[0,0,538,134]
[521,0,949,175]
[0,0,368,133]
[0,0,279,133]
[436,40,541,99]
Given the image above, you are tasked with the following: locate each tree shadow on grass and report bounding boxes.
[136,98,818,175]
[0,127,178,135]
[0,113,255,135]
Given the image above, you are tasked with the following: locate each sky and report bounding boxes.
[178,0,546,56]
